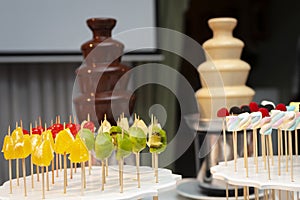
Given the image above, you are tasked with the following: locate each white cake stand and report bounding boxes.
[0,165,181,200]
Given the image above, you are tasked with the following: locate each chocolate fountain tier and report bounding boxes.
[81,18,124,64]
[73,91,135,125]
[76,63,130,94]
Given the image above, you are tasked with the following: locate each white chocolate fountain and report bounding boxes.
[195,17,255,119]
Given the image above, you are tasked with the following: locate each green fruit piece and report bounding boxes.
[109,126,122,134]
[116,133,132,160]
[78,128,95,151]
[129,127,146,153]
[148,126,167,154]
[95,132,114,161]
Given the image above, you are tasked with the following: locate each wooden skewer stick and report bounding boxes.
[56,153,59,177]
[6,126,13,194]
[87,113,92,175]
[83,161,86,189]
[64,152,67,194]
[60,154,62,172]
[244,129,248,177]
[278,129,281,176]
[41,166,45,199]
[225,183,228,200]
[136,152,141,188]
[254,129,258,173]
[60,119,63,174]
[253,129,256,167]
[105,158,108,177]
[155,152,158,183]
[284,130,288,172]
[51,157,54,184]
[88,153,92,175]
[102,160,105,191]
[289,131,294,182]
[280,130,284,169]
[16,160,20,186]
[268,134,274,166]
[70,159,73,179]
[152,153,155,170]
[29,124,34,189]
[81,162,84,195]
[37,165,40,182]
[22,158,27,196]
[39,116,42,127]
[119,159,123,193]
[235,186,238,200]
[119,159,121,186]
[254,188,259,200]
[279,190,281,200]
[46,166,49,191]
[222,119,227,165]
[9,158,12,194]
[266,135,271,180]
[69,116,73,180]
[271,189,275,200]
[296,129,298,156]
[233,131,237,172]
[15,121,20,186]
[74,163,77,173]
[221,120,229,200]
[261,134,266,170]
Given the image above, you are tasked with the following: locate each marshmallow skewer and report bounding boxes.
[238,112,251,177]
[250,112,262,174]
[282,111,296,173]
[259,116,272,180]
[226,115,240,172]
[284,111,296,181]
[271,109,285,176]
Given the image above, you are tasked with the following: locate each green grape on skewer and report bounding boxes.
[129,115,147,188]
[95,123,114,191]
[112,115,132,193]
[147,116,167,183]
[99,115,112,177]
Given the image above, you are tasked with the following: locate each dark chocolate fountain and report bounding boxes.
[73,18,135,125]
